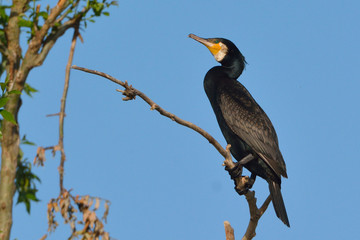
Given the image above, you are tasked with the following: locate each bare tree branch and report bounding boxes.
[33,4,91,68]
[57,25,79,194]
[241,193,272,240]
[223,192,271,240]
[259,195,272,216]
[26,0,70,56]
[32,18,80,68]
[55,0,81,24]
[72,66,273,239]
[72,65,230,159]
[224,221,235,240]
[21,2,87,76]
[46,113,66,117]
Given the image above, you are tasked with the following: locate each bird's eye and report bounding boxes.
[213,40,220,44]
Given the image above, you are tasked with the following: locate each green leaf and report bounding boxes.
[26,192,39,201]
[91,2,104,16]
[18,18,33,28]
[7,90,22,95]
[24,83,38,97]
[15,157,41,214]
[0,75,9,92]
[21,135,36,146]
[0,97,8,108]
[0,109,17,124]
[22,140,36,146]
[109,1,119,7]
[102,11,110,16]
[38,11,48,21]
[0,5,10,25]
[25,200,30,213]
[0,82,6,92]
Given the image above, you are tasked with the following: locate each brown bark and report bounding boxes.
[0,2,29,239]
[58,26,79,193]
[224,221,235,240]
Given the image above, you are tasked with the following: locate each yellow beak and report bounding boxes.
[189,34,222,56]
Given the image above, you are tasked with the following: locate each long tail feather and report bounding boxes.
[268,181,290,227]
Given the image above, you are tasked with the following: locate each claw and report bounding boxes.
[225,161,243,179]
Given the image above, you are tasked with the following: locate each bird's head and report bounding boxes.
[189,34,246,68]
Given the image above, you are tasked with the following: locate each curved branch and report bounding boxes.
[72,65,228,158]
[71,66,272,240]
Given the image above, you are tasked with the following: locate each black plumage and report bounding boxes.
[189,34,289,227]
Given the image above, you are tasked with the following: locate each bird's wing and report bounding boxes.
[218,80,287,178]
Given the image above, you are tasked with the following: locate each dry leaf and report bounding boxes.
[34,147,46,166]
[39,234,47,240]
[103,232,110,240]
[88,198,94,208]
[83,195,89,206]
[102,202,110,223]
[94,198,100,211]
[82,209,91,223]
[88,211,96,228]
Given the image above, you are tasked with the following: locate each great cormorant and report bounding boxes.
[189,34,289,227]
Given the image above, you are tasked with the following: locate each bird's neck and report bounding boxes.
[221,58,245,79]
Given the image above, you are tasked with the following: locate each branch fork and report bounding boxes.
[116,80,137,101]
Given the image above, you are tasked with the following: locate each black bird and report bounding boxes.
[189,34,289,227]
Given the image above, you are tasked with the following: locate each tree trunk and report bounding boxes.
[0,2,28,239]
[0,1,104,238]
[0,58,30,240]
[0,93,21,240]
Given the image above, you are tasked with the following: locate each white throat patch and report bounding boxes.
[214,42,228,62]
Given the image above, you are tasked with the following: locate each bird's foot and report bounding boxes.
[225,161,243,179]
[233,173,256,195]
[225,156,256,195]
[223,153,256,195]
[225,154,254,179]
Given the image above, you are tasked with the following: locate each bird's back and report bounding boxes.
[204,67,287,181]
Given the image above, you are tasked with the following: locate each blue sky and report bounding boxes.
[7,0,360,239]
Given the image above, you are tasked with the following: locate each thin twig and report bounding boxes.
[46,112,66,117]
[55,0,80,24]
[224,221,235,240]
[259,195,272,215]
[58,25,79,193]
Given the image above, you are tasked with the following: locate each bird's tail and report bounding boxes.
[268,181,290,227]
